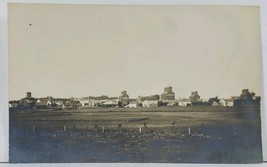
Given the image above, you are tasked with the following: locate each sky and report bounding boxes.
[8,4,261,100]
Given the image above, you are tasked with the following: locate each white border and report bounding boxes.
[0,0,8,163]
[0,0,266,166]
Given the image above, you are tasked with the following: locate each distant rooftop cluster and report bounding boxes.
[9,87,260,111]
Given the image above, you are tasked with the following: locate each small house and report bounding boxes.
[212,101,219,106]
[178,98,191,106]
[126,101,138,108]
[224,98,234,107]
[219,99,226,106]
[79,98,90,107]
[55,100,64,107]
[9,100,20,108]
[143,100,158,108]
[36,97,56,109]
[102,100,117,107]
[219,98,234,107]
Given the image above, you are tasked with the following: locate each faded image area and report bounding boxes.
[8,4,262,163]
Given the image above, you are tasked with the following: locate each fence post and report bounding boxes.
[139,127,142,133]
[64,125,67,132]
[32,124,35,132]
[188,127,191,135]
[102,126,105,133]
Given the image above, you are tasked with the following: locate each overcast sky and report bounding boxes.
[8,4,261,100]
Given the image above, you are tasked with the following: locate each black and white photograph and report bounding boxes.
[6,3,264,163]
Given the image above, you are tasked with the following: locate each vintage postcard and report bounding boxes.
[8,4,262,163]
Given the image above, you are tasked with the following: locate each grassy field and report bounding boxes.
[10,106,260,129]
[9,106,262,163]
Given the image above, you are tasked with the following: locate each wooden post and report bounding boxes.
[32,125,35,132]
[188,127,191,135]
[139,127,142,133]
[102,126,105,133]
[64,125,67,132]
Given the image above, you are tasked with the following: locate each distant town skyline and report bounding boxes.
[9,87,260,101]
[8,4,261,100]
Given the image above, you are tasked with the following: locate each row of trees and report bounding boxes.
[190,90,260,106]
[234,90,260,106]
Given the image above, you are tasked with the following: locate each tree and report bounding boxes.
[240,90,255,101]
[158,101,168,107]
[208,97,220,106]
[189,91,200,103]
[117,101,123,108]
[234,89,258,106]
[240,90,256,105]
[234,99,242,107]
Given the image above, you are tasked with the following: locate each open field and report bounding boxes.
[9,106,262,163]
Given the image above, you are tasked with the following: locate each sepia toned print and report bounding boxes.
[8,4,262,163]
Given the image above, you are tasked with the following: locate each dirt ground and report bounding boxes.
[9,106,262,163]
[10,106,260,129]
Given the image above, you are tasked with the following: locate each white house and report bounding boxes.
[103,100,116,105]
[224,99,234,107]
[79,98,99,108]
[178,98,191,106]
[143,100,158,108]
[55,100,63,107]
[126,101,138,108]
[219,98,234,107]
[47,100,53,107]
[167,100,178,106]
[219,99,226,106]
[36,97,56,108]
[79,99,90,107]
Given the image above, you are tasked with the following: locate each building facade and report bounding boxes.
[20,92,37,109]
[178,98,192,106]
[160,87,175,101]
